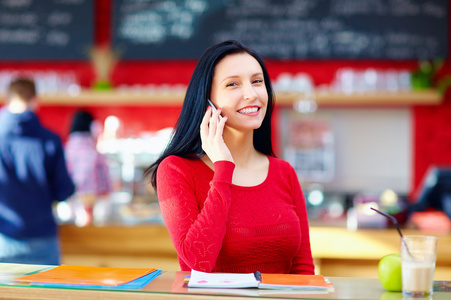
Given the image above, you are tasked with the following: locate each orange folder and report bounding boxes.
[260,274,329,289]
[13,265,157,286]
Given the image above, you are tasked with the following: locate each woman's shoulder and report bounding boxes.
[157,155,209,189]
[269,155,295,170]
[159,155,203,172]
[65,133,95,148]
[268,156,298,180]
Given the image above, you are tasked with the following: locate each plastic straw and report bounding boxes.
[370,207,413,258]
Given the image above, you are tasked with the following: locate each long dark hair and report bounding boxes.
[145,40,275,189]
[70,110,93,133]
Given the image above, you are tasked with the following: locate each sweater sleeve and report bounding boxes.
[156,157,235,272]
[288,166,315,275]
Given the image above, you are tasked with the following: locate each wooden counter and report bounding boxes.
[58,225,451,279]
[309,227,451,279]
[59,224,179,271]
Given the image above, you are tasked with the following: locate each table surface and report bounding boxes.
[0,264,449,300]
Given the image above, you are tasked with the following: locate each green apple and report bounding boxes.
[378,253,402,292]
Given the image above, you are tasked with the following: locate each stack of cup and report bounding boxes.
[401,236,438,298]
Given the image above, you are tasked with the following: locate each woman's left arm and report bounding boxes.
[289,167,315,275]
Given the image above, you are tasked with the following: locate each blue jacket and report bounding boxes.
[0,107,75,239]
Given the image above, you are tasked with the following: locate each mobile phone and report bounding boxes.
[208,99,223,121]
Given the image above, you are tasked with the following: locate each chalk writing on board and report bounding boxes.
[116,0,209,44]
[0,0,93,60]
[113,0,448,60]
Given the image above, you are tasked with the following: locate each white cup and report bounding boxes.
[401,235,438,298]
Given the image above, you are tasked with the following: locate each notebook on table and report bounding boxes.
[187,269,332,292]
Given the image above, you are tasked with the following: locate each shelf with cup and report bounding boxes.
[0,89,442,107]
[311,89,442,106]
[0,89,186,106]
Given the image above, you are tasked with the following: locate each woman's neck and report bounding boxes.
[223,128,258,167]
[201,128,269,186]
[201,128,265,172]
[223,128,269,186]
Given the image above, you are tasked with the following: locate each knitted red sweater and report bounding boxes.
[156,155,314,274]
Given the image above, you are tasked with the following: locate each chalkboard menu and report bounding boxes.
[0,0,93,60]
[113,0,448,60]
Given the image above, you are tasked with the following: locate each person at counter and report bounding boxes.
[0,77,75,265]
[146,40,314,274]
[65,110,111,226]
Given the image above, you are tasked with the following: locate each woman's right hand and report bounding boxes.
[200,106,233,163]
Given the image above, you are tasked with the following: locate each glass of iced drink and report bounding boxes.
[401,235,438,297]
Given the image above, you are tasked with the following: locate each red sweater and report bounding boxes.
[156,155,314,274]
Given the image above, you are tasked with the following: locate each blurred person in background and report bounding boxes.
[65,110,111,226]
[0,77,75,265]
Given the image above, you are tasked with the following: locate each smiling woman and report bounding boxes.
[144,40,314,275]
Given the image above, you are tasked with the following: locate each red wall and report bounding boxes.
[413,92,451,197]
[1,0,450,199]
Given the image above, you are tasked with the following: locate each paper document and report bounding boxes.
[188,270,259,288]
[187,269,332,291]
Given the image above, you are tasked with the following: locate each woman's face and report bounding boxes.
[210,53,268,132]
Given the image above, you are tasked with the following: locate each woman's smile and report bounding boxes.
[237,106,260,116]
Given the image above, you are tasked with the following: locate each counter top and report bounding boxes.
[1,265,450,300]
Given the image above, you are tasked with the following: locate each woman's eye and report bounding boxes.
[253,79,263,84]
[226,82,237,87]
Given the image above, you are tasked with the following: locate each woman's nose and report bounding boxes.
[243,84,258,100]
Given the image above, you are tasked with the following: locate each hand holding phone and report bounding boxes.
[208,99,223,122]
[201,99,233,163]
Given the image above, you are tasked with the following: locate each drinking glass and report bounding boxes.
[401,235,438,298]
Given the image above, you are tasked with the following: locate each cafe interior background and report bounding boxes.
[1,0,450,278]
